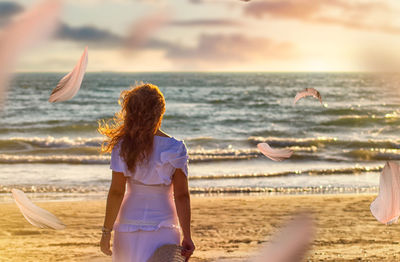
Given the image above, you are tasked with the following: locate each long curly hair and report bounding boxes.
[98,83,166,173]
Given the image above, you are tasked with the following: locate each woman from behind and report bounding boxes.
[98,83,195,261]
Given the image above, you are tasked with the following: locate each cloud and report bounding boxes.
[0,2,24,26]
[188,0,203,4]
[169,19,242,27]
[120,33,297,69]
[244,0,400,35]
[354,44,400,72]
[57,23,122,47]
[0,2,23,16]
[0,0,296,70]
[0,3,123,47]
[187,0,244,5]
[163,33,296,66]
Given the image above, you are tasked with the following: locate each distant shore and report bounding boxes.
[1,194,399,261]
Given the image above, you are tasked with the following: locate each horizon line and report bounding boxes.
[14,70,400,74]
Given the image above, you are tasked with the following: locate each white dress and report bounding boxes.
[110,136,189,262]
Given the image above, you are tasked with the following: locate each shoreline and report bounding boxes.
[0,189,380,204]
[2,194,400,261]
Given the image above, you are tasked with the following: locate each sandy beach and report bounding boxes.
[1,0,400,260]
[0,194,399,261]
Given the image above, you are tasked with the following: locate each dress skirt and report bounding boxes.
[113,227,180,262]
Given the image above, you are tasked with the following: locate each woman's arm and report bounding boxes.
[172,168,195,260]
[100,171,126,256]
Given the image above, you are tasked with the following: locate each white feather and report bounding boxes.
[249,214,315,262]
[293,88,323,105]
[48,46,88,103]
[0,0,62,106]
[257,142,293,161]
[11,189,66,230]
[370,161,400,225]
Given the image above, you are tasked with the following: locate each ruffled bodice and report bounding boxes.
[110,136,188,184]
[109,136,189,233]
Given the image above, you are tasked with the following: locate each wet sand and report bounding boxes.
[0,194,399,261]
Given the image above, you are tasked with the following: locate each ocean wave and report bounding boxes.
[1,136,399,164]
[0,185,107,194]
[185,136,217,142]
[0,136,317,163]
[1,136,237,151]
[0,136,103,150]
[345,148,400,161]
[0,154,109,164]
[0,184,378,195]
[3,135,400,151]
[248,136,338,147]
[0,150,312,164]
[321,114,400,127]
[316,107,366,116]
[190,148,259,162]
[189,186,378,195]
[248,136,400,149]
[0,122,98,134]
[13,147,101,156]
[189,146,318,162]
[189,165,382,180]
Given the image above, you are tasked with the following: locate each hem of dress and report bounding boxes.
[113,223,180,233]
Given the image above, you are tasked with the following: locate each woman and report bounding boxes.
[98,83,195,261]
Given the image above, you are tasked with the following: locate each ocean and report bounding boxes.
[1,72,400,201]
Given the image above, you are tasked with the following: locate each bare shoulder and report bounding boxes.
[155,129,171,138]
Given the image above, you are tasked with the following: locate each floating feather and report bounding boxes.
[11,189,65,230]
[123,11,170,53]
[257,142,293,161]
[0,0,62,106]
[48,46,88,103]
[250,213,315,262]
[370,161,400,224]
[293,88,322,105]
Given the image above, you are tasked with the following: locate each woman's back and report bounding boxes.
[110,135,189,233]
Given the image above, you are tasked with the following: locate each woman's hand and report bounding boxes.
[181,237,195,261]
[100,233,112,256]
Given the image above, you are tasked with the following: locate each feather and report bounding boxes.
[293,88,322,105]
[257,142,293,161]
[11,189,66,230]
[123,11,170,53]
[0,0,62,106]
[370,161,400,224]
[48,46,88,103]
[249,213,315,262]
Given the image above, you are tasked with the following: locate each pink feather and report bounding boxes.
[257,142,293,161]
[293,88,323,105]
[123,10,170,53]
[48,47,88,103]
[0,0,62,106]
[250,213,315,262]
[370,161,400,224]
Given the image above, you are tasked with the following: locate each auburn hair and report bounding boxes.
[98,83,166,172]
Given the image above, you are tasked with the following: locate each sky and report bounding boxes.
[1,0,400,72]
